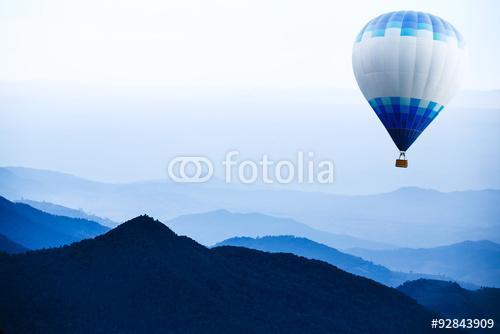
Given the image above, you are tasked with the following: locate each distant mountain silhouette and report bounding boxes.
[398,279,500,322]
[20,199,117,227]
[0,215,438,333]
[0,196,109,249]
[168,209,392,249]
[0,233,27,254]
[216,236,452,287]
[2,167,499,248]
[350,240,500,288]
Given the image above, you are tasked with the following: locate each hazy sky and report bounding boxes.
[1,0,499,193]
[1,0,499,90]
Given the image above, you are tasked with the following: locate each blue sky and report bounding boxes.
[1,0,499,90]
[1,0,499,193]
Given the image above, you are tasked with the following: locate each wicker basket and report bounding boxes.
[395,159,408,168]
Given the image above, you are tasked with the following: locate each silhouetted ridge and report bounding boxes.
[398,279,500,321]
[0,195,109,249]
[81,215,209,259]
[19,199,117,227]
[0,233,27,254]
[0,195,10,206]
[168,210,392,249]
[350,240,500,288]
[215,235,450,287]
[0,215,439,334]
[105,215,176,238]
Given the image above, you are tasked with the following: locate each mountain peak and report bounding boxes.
[455,239,500,248]
[0,215,437,333]
[117,214,163,228]
[400,278,462,291]
[99,215,179,244]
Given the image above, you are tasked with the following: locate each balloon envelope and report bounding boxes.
[352,11,466,152]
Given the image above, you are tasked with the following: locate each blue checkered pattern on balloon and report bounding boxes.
[368,97,444,151]
[355,11,465,48]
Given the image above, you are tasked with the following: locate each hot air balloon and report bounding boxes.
[352,11,466,168]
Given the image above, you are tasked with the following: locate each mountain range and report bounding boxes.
[168,209,391,249]
[1,166,499,247]
[398,279,500,324]
[19,199,117,227]
[350,240,500,288]
[0,215,437,334]
[0,234,27,254]
[0,196,109,249]
[2,181,497,288]
[216,235,451,287]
